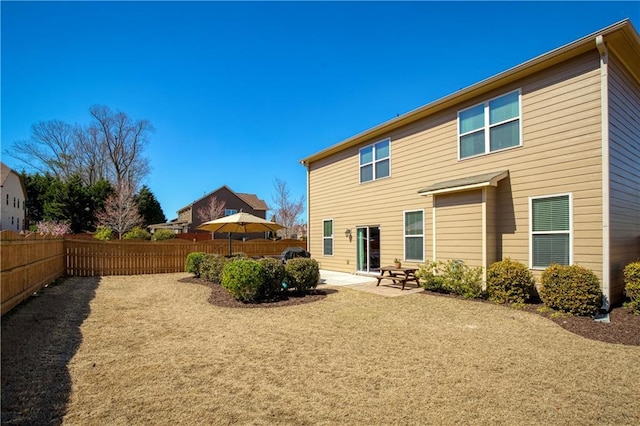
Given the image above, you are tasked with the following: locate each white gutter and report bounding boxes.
[305,163,311,250]
[597,35,611,311]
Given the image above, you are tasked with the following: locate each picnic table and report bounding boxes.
[376,266,420,290]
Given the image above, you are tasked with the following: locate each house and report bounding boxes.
[152,185,269,237]
[0,162,27,232]
[300,20,640,308]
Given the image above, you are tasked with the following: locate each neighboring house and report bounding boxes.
[168,185,268,235]
[300,20,640,308]
[0,162,27,232]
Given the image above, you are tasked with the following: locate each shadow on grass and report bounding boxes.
[1,276,100,425]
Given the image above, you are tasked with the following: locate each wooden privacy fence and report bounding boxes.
[65,238,307,276]
[1,231,66,315]
[1,232,307,313]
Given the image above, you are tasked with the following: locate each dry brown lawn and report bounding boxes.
[3,273,640,425]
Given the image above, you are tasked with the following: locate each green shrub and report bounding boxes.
[441,259,484,299]
[94,226,113,241]
[153,229,175,241]
[486,258,536,304]
[285,258,320,293]
[221,259,266,302]
[185,252,207,278]
[416,259,483,299]
[623,261,640,314]
[539,264,602,316]
[200,254,231,283]
[123,226,151,240]
[416,261,446,293]
[258,257,286,299]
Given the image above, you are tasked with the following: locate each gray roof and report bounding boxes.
[418,170,509,195]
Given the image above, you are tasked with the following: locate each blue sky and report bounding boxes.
[2,1,639,221]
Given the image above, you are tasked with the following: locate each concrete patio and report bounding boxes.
[319,269,424,297]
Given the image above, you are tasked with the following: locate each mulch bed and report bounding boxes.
[179,277,330,308]
[418,291,640,347]
[182,277,640,346]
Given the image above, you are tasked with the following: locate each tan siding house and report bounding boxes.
[301,20,640,308]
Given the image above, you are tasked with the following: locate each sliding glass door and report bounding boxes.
[356,226,380,273]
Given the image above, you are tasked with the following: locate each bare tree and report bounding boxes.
[6,120,80,181]
[73,124,111,185]
[89,105,152,189]
[96,181,143,239]
[6,106,153,190]
[196,196,225,222]
[271,178,304,239]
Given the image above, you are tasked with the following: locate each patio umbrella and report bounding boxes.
[196,212,286,256]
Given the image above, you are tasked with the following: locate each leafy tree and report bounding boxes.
[43,175,95,233]
[22,172,57,224]
[22,172,113,233]
[270,178,304,239]
[136,185,166,227]
[87,179,115,217]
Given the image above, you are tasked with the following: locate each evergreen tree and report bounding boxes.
[135,185,166,227]
[43,175,94,233]
[22,172,57,225]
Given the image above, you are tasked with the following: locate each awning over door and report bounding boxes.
[417,170,509,196]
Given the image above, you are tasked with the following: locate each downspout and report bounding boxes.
[303,161,311,251]
[481,187,487,288]
[596,35,611,311]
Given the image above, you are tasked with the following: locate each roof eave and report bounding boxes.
[300,19,634,166]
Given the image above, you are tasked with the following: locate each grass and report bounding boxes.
[4,273,640,425]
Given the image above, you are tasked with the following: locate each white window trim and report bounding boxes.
[457,89,523,161]
[403,209,425,262]
[529,193,574,270]
[322,218,334,257]
[359,138,391,183]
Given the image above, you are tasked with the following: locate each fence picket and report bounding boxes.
[2,232,306,314]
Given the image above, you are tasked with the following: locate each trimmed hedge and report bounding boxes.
[94,226,113,241]
[486,258,536,304]
[153,229,175,241]
[221,259,265,302]
[285,258,320,293]
[623,261,640,314]
[200,254,231,283]
[258,257,286,299]
[123,227,151,240]
[539,264,602,316]
[185,252,207,278]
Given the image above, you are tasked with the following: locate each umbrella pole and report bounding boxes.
[228,232,232,256]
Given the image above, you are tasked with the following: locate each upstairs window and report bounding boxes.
[530,194,572,268]
[360,138,390,183]
[224,209,237,216]
[459,90,521,159]
[323,219,333,256]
